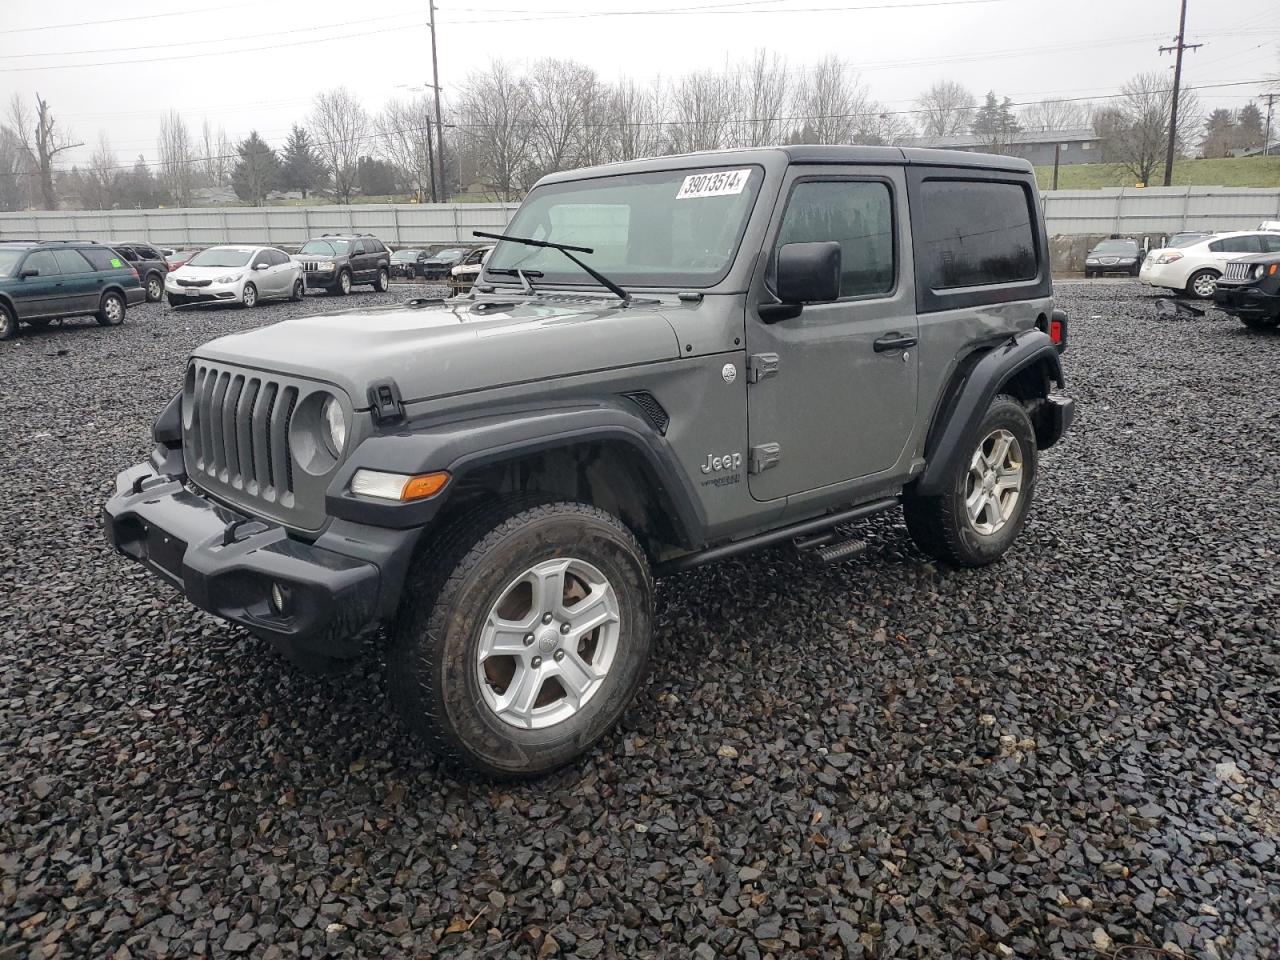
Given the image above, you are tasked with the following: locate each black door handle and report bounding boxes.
[873,332,918,352]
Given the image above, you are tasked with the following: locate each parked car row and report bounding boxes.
[1139,229,1280,300]
[0,239,146,340]
[389,244,492,286]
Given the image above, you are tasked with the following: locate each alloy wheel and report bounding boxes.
[1193,273,1217,298]
[243,284,257,308]
[103,296,123,323]
[147,277,161,301]
[477,557,621,730]
[964,428,1023,536]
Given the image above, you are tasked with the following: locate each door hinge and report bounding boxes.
[747,353,779,383]
[749,442,781,474]
[367,378,405,424]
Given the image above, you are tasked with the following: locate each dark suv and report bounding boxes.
[0,240,145,340]
[295,234,391,295]
[112,241,169,303]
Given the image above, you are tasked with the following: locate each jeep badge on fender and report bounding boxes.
[103,145,1074,777]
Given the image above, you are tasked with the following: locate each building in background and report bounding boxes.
[906,128,1100,166]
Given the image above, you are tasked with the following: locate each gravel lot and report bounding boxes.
[1,281,1278,959]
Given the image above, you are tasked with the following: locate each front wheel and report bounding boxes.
[290,278,305,302]
[388,500,653,777]
[0,303,16,340]
[374,267,389,292]
[241,283,258,308]
[903,394,1038,567]
[1185,269,1219,300]
[95,291,126,327]
[333,270,352,296]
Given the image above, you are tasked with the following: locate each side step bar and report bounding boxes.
[654,497,899,577]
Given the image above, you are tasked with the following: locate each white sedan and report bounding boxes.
[165,245,304,308]
[1139,230,1280,300]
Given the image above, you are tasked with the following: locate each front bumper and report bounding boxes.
[166,278,242,305]
[1085,260,1138,274]
[103,461,415,657]
[304,269,340,287]
[1212,281,1280,317]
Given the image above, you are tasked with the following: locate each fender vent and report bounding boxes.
[623,391,670,435]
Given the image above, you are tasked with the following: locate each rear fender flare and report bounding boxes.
[915,330,1064,497]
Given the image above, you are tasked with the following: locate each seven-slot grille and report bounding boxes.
[1223,261,1256,281]
[302,261,325,272]
[183,363,298,504]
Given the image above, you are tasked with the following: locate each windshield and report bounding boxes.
[1169,234,1209,248]
[430,248,464,261]
[187,247,254,268]
[486,166,763,289]
[1091,241,1138,254]
[0,249,27,275]
[392,249,422,260]
[299,239,351,255]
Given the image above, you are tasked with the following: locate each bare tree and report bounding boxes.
[8,93,81,209]
[791,57,875,145]
[84,133,119,210]
[1102,72,1202,185]
[377,96,436,201]
[455,61,534,200]
[610,79,666,161]
[158,110,195,205]
[1020,98,1089,132]
[0,124,29,211]
[200,120,233,188]
[735,50,790,147]
[310,87,371,204]
[915,80,975,138]
[667,68,737,154]
[526,59,597,179]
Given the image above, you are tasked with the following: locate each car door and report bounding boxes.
[14,250,64,318]
[52,249,100,312]
[745,168,918,502]
[263,249,290,296]
[273,248,298,294]
[356,239,376,281]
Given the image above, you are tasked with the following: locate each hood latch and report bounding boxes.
[367,378,406,425]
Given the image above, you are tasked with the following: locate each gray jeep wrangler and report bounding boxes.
[104,146,1074,777]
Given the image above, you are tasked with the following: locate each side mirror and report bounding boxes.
[777,241,841,304]
[254,262,269,270]
[19,268,39,278]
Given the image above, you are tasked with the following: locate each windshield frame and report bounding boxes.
[483,163,766,293]
[0,248,29,276]
[186,247,255,268]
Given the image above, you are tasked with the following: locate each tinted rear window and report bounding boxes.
[81,247,126,270]
[916,180,1038,289]
[1209,235,1262,253]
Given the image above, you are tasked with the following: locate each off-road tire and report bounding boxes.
[0,303,16,340]
[145,273,163,303]
[388,499,654,778]
[95,291,126,327]
[903,394,1038,567]
[374,267,389,292]
[1185,268,1219,300]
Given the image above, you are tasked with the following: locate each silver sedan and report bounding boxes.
[165,245,304,308]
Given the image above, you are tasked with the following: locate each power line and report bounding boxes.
[0,1,262,34]
[439,0,1001,24]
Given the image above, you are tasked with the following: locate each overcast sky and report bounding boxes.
[2,0,1277,170]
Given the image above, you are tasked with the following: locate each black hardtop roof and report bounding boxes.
[537,144,1034,186]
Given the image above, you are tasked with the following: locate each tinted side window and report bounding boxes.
[81,247,123,270]
[775,180,894,298]
[354,240,369,255]
[54,250,94,274]
[917,180,1037,288]
[270,249,289,266]
[1209,235,1262,253]
[23,251,61,276]
[1262,234,1280,253]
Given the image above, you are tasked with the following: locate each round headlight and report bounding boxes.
[1255,264,1266,280]
[322,396,347,455]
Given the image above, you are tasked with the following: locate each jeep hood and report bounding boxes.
[193,297,683,406]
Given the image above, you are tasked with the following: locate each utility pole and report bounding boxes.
[429,0,446,203]
[1051,142,1061,190]
[1262,93,1277,158]
[1159,0,1202,187]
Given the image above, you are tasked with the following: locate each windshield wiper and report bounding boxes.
[474,230,631,303]
[486,267,542,295]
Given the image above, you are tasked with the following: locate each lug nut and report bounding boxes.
[541,612,553,624]
[554,650,565,662]
[531,656,542,668]
[523,633,534,646]
[559,622,571,634]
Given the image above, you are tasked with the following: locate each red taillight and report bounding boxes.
[130,266,140,279]
[1049,318,1064,344]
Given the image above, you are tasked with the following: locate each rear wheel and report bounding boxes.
[95,291,126,327]
[290,278,305,302]
[903,395,1037,567]
[0,303,16,340]
[145,274,163,303]
[241,283,258,308]
[388,500,653,777]
[1186,269,1219,300]
[374,267,389,292]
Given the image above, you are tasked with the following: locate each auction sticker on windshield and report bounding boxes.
[676,169,752,200]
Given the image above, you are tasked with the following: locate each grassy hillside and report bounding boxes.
[1034,156,1280,190]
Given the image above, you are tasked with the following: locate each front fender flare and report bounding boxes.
[325,399,707,544]
[915,330,1064,497]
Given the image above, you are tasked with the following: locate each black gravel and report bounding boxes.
[2,281,1278,959]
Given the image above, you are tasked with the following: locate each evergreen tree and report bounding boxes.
[1235,103,1265,152]
[1201,109,1236,158]
[279,124,326,198]
[231,131,280,206]
[357,155,398,197]
[971,91,1020,153]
